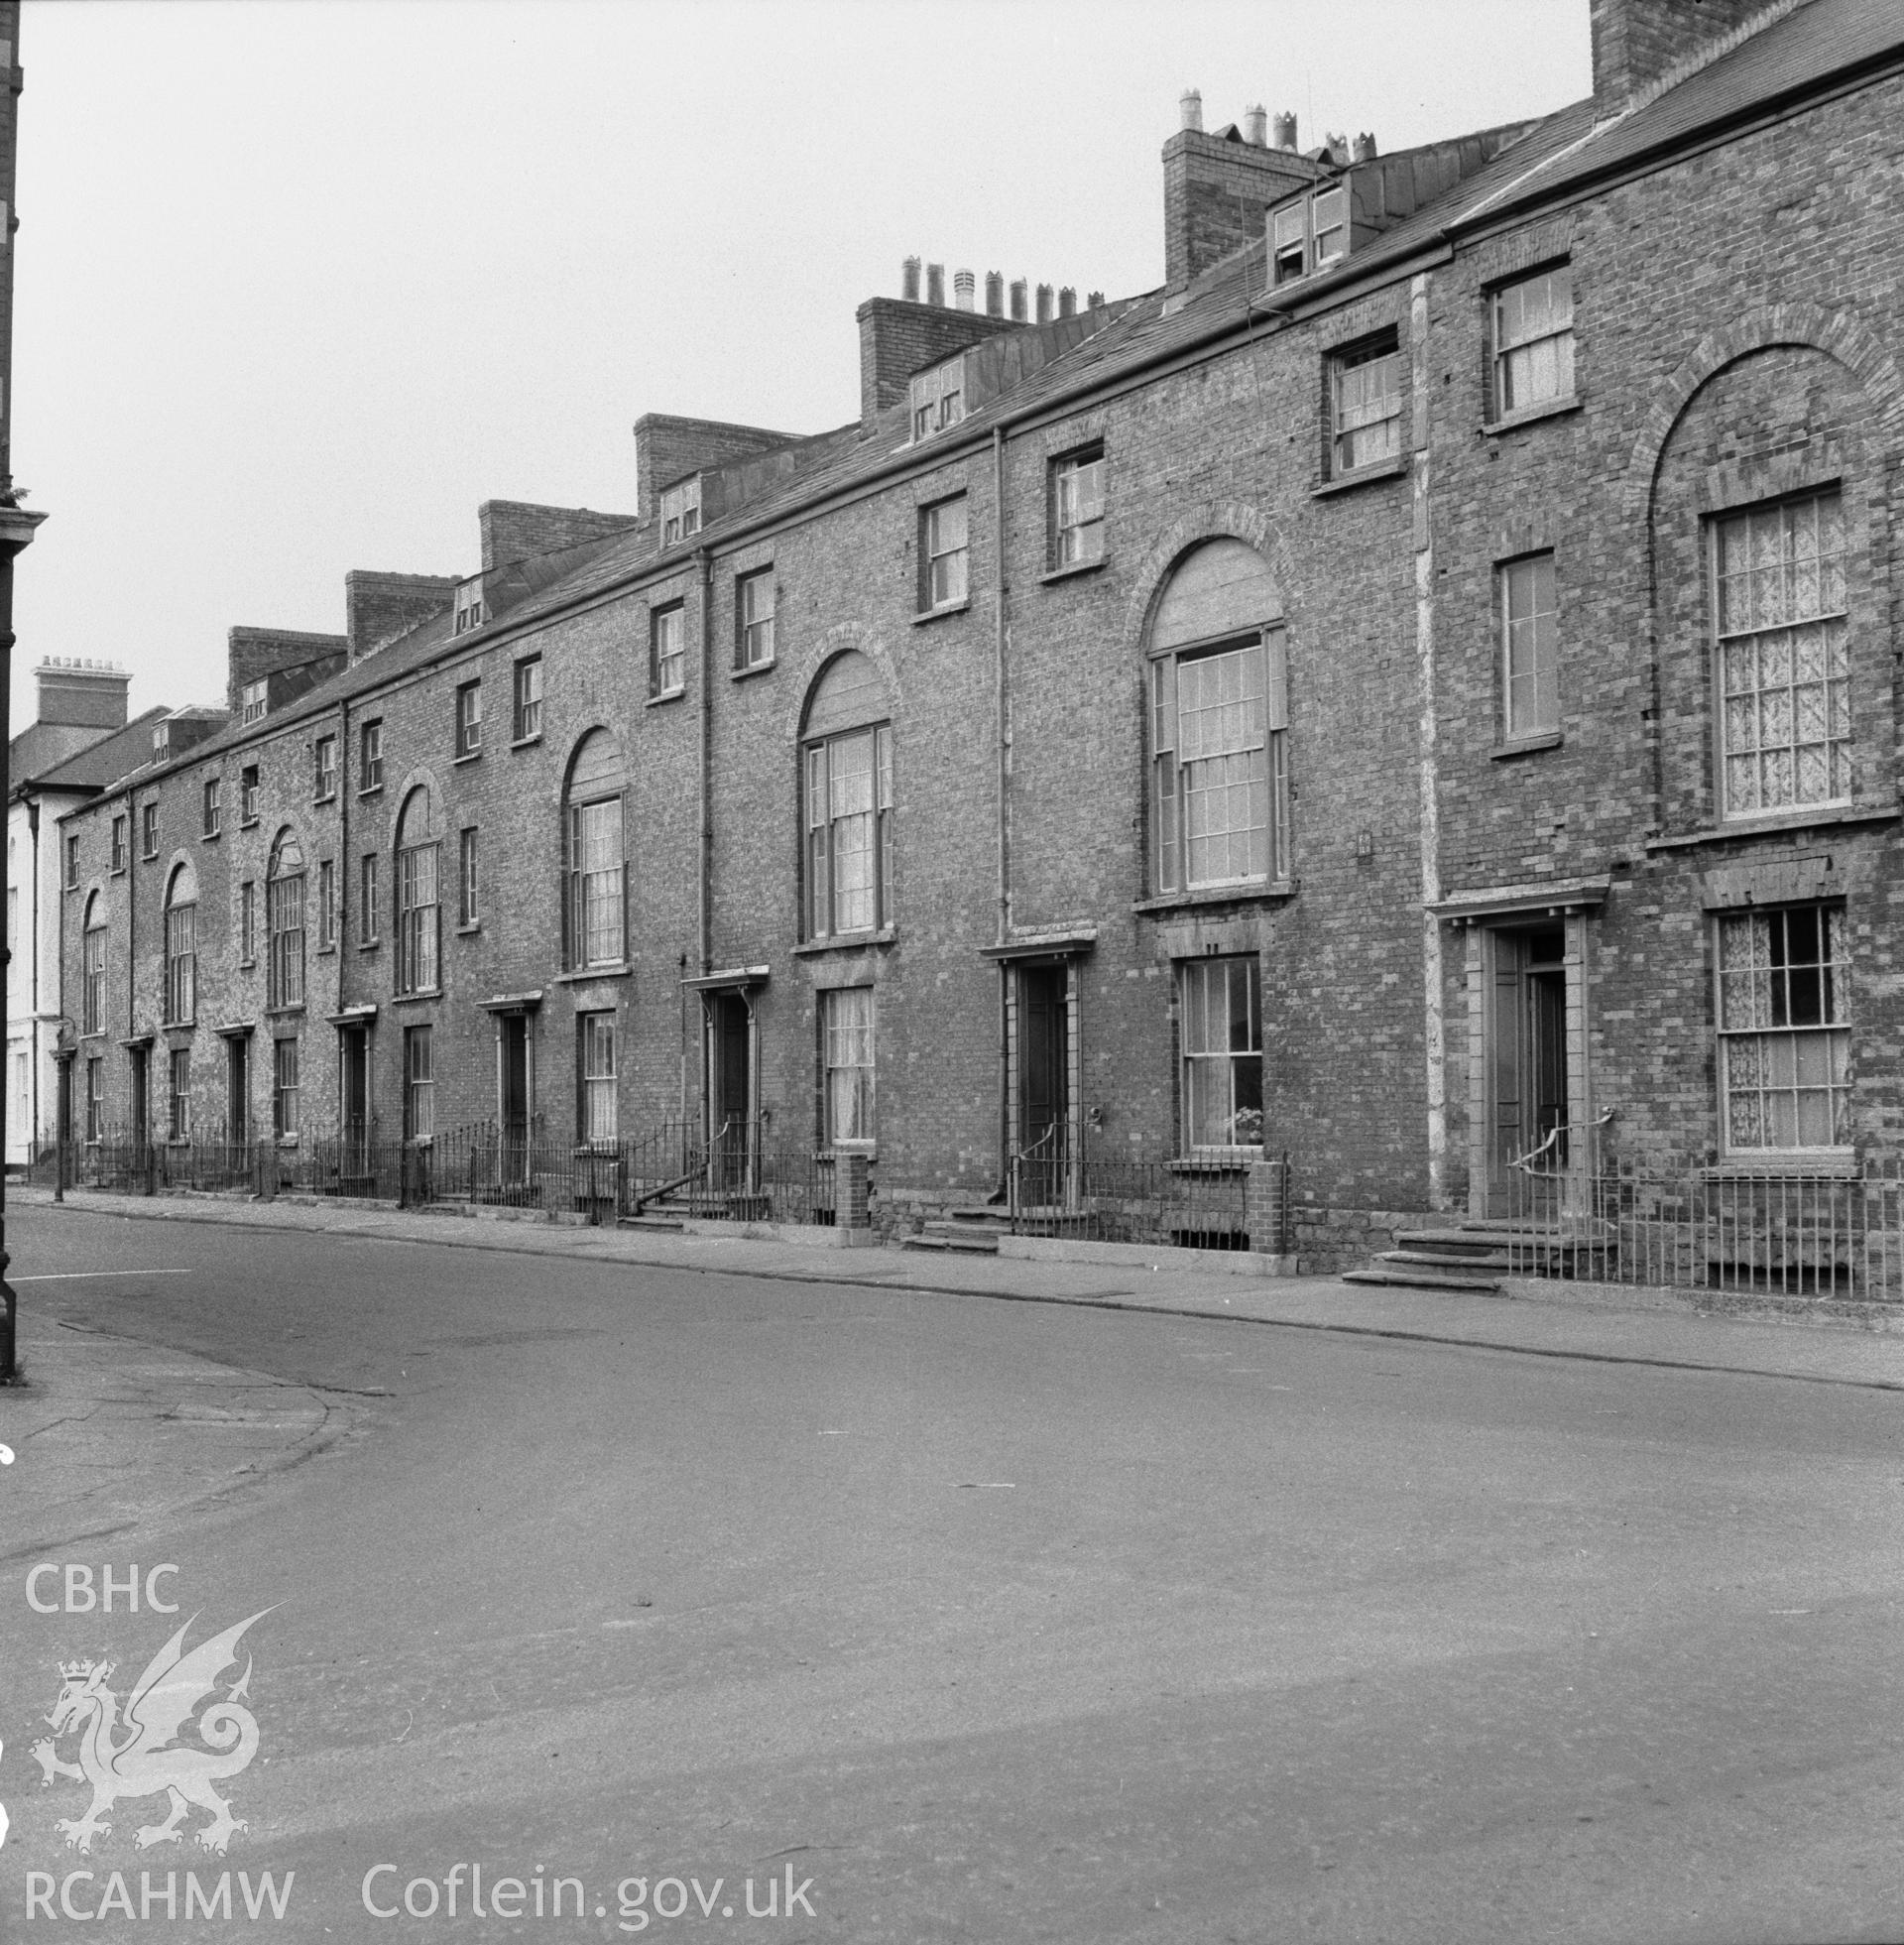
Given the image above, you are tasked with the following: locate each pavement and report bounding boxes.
[6,1178,1904,1562]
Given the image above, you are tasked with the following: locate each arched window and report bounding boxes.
[564,731,625,971]
[81,892,106,1037]
[164,863,197,1027]
[801,653,892,940]
[1147,540,1288,894]
[395,789,440,996]
[267,832,306,1009]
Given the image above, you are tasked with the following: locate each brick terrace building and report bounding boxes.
[54,0,1904,1268]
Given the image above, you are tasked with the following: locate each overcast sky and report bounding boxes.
[11,0,1592,731]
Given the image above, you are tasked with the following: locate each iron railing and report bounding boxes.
[1009,1134,1283,1253]
[1491,1125,1904,1299]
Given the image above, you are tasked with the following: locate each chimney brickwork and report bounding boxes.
[478,500,638,571]
[632,416,800,520]
[227,626,349,712]
[1590,0,1770,104]
[855,299,1018,426]
[342,572,457,667]
[33,659,128,732]
[1162,125,1320,291]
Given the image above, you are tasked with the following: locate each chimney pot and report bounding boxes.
[901,255,921,302]
[984,270,1004,316]
[1087,290,1104,309]
[953,268,976,311]
[1243,103,1268,147]
[925,262,945,306]
[1058,286,1077,318]
[1035,283,1054,324]
[1009,278,1028,322]
[1179,88,1203,133]
[1271,110,1297,151]
[1352,132,1377,164]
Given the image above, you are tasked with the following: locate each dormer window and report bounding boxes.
[1270,182,1349,287]
[908,356,967,442]
[152,722,171,758]
[452,578,485,636]
[660,478,702,547]
[240,679,267,726]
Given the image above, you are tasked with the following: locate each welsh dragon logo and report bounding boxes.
[30,1611,269,1856]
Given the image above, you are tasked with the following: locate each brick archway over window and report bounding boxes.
[1121,499,1295,664]
[780,622,901,744]
[1624,304,1904,529]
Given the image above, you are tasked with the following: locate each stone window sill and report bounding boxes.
[510,733,542,751]
[1483,394,1582,436]
[456,921,481,936]
[647,687,686,709]
[794,928,896,956]
[554,964,633,985]
[453,751,482,767]
[732,658,776,681]
[1039,557,1106,586]
[912,599,970,627]
[391,989,442,1005]
[1170,1153,1263,1175]
[1492,730,1563,759]
[1312,454,1407,497]
[359,786,384,799]
[265,1005,305,1020]
[1644,800,1900,852]
[1132,882,1296,915]
[358,939,382,953]
[1702,1154,1854,1180]
[201,831,222,844]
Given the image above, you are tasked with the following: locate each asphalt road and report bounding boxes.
[3,1204,1903,1944]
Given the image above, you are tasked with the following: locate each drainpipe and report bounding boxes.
[697,547,714,980]
[992,424,1012,1188]
[337,696,350,1150]
[27,794,38,1161]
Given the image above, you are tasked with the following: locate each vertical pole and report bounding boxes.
[0,3,43,1383]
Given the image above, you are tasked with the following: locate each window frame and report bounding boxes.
[1328,334,1403,478]
[1711,488,1849,823]
[313,734,338,802]
[1149,626,1291,897]
[1050,446,1106,570]
[1271,182,1349,287]
[359,720,385,794]
[239,679,267,726]
[1177,955,1265,1155]
[735,566,776,671]
[168,1046,190,1144]
[272,1036,299,1142]
[266,844,306,1011]
[81,898,106,1037]
[239,764,261,826]
[804,722,893,941]
[85,1055,104,1143]
[650,601,686,699]
[820,986,876,1151]
[202,778,221,838]
[404,1024,434,1144]
[458,826,479,928]
[512,656,543,742]
[109,814,127,875]
[140,802,159,861]
[909,354,967,442]
[239,880,257,966]
[455,678,483,760]
[64,833,80,890]
[660,477,702,548]
[566,795,626,972]
[1489,263,1576,420]
[920,494,969,613]
[1499,551,1560,741]
[164,894,196,1028]
[360,853,381,945]
[578,1011,617,1146]
[396,837,441,996]
[1715,903,1850,1157]
[317,858,337,951]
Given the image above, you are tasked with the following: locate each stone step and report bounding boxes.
[618,1214,685,1233]
[902,1229,1001,1255]
[1380,1246,1511,1271]
[1343,1266,1505,1293]
[1398,1227,1608,1255]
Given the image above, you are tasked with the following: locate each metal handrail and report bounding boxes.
[1508,1108,1615,1175]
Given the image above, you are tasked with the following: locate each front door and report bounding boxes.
[499,1015,531,1182]
[1487,924,1569,1216]
[1017,964,1069,1207]
[707,993,753,1188]
[339,1030,367,1172]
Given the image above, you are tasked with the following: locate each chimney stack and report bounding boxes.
[1271,110,1297,151]
[1352,132,1377,163]
[1179,88,1203,133]
[925,262,945,306]
[1243,104,1268,148]
[901,255,921,302]
[32,658,129,733]
[953,268,975,311]
[1009,279,1028,322]
[984,271,1004,316]
[1590,0,1768,106]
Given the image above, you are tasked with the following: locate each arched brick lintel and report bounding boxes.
[1120,500,1294,664]
[781,620,901,742]
[1624,304,1904,529]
